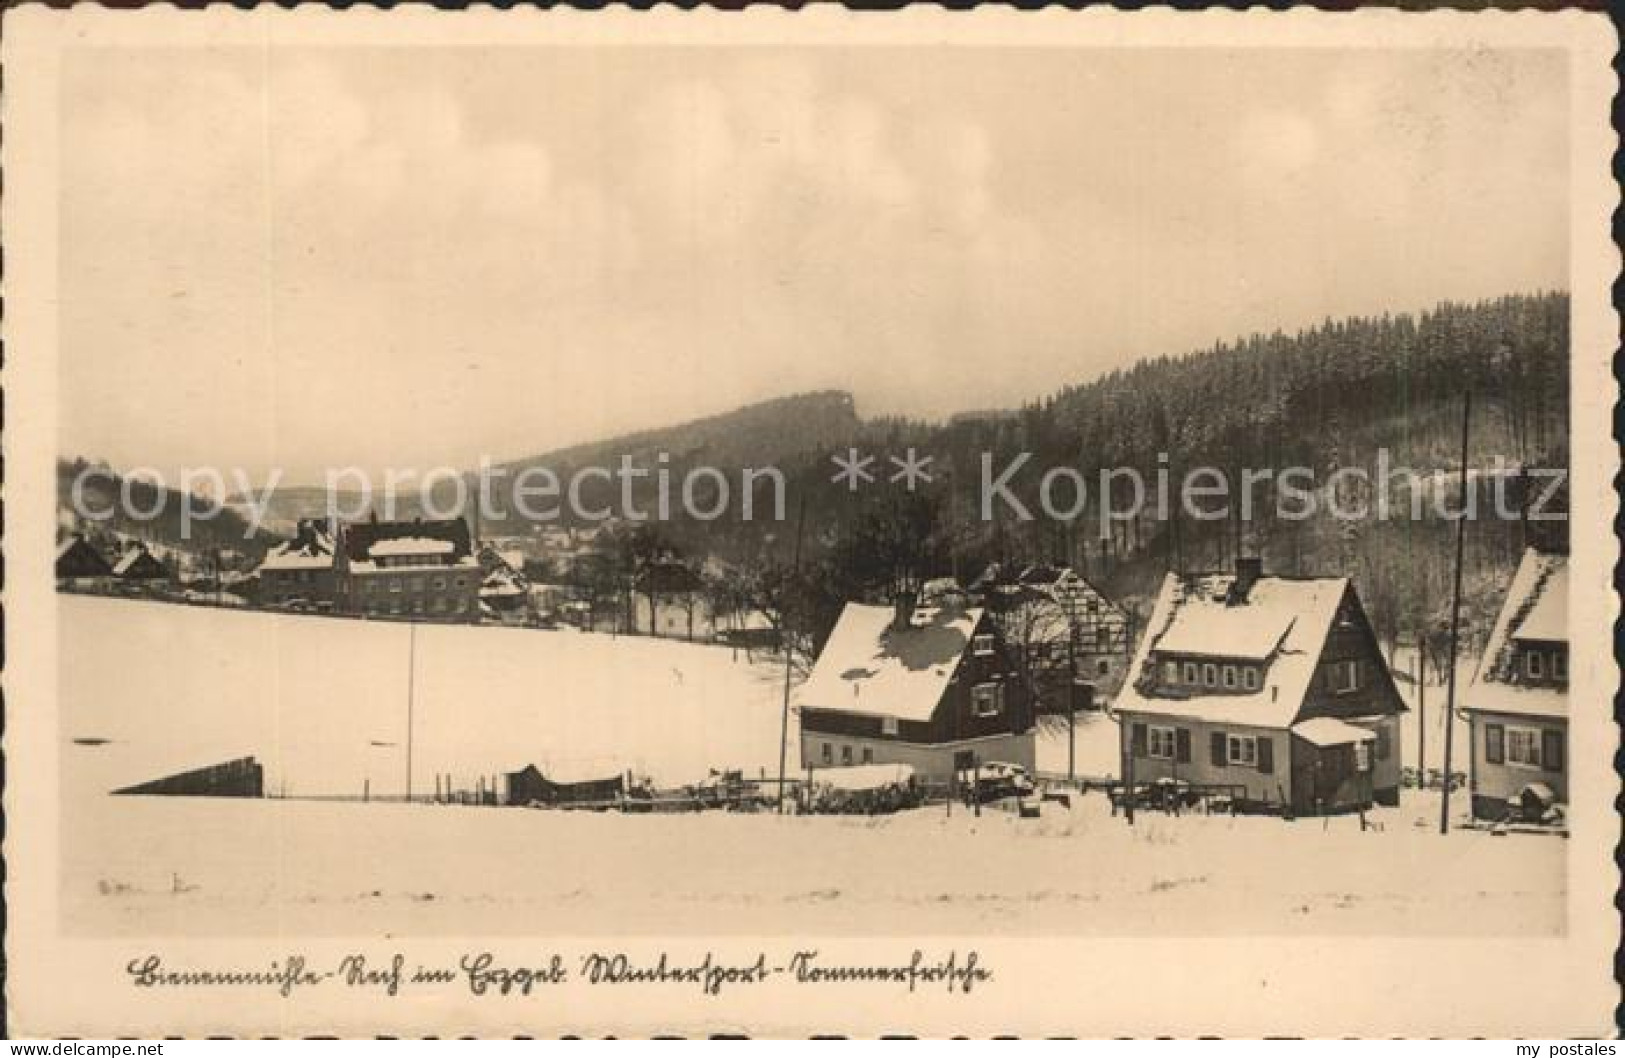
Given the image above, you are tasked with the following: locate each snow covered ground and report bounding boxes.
[59,596,1564,938]
[65,787,1563,938]
[61,594,791,799]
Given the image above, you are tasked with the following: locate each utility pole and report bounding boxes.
[1415,637,1427,789]
[775,494,808,814]
[1440,392,1471,835]
[1064,596,1078,783]
[405,621,417,804]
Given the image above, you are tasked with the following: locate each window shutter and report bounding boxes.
[1175,727,1192,764]
[1130,723,1147,759]
[1485,723,1504,765]
[1257,736,1274,774]
[1211,731,1227,767]
[1541,729,1564,773]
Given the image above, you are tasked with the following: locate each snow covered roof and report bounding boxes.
[343,517,473,564]
[370,536,456,558]
[798,601,986,722]
[1113,571,1351,728]
[481,568,526,597]
[1467,549,1568,720]
[112,546,166,578]
[1291,716,1377,748]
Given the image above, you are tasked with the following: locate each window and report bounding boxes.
[862,747,874,765]
[1552,649,1568,681]
[1148,726,1177,760]
[455,599,467,613]
[1506,727,1543,768]
[431,598,446,613]
[390,602,402,615]
[972,634,995,656]
[433,577,446,590]
[1097,659,1110,677]
[1202,664,1218,687]
[1331,659,1360,694]
[1227,734,1258,767]
[881,716,899,736]
[1222,665,1237,689]
[389,578,402,593]
[1354,741,1371,772]
[1242,667,1260,691]
[841,745,853,765]
[410,577,425,592]
[412,600,424,614]
[1183,661,1199,684]
[1525,650,1544,679]
[972,683,1003,718]
[1164,660,1180,684]
[821,743,832,765]
[454,577,468,589]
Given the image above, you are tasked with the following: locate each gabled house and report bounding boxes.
[336,516,481,622]
[56,533,114,588]
[256,518,339,609]
[975,563,1135,705]
[1112,559,1405,814]
[112,542,170,584]
[1463,547,1568,821]
[797,592,1036,781]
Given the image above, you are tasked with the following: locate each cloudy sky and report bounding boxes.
[59,45,1568,483]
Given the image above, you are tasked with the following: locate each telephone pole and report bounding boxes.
[405,621,417,804]
[776,494,808,814]
[1440,392,1471,835]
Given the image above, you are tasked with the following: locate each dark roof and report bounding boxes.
[56,535,114,578]
[342,517,473,563]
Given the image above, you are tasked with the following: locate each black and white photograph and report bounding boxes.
[4,5,1617,1040]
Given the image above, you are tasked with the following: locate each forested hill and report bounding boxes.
[60,291,1569,650]
[633,291,1569,655]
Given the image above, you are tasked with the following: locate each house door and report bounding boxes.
[1311,744,1372,812]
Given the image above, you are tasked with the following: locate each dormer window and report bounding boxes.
[1525,650,1544,680]
[1202,663,1218,687]
[1183,661,1199,684]
[1552,649,1567,681]
[1331,659,1360,694]
[1242,667,1260,691]
[1222,665,1237,689]
[972,634,995,657]
[1163,660,1180,684]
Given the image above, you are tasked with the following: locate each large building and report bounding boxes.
[256,518,340,610]
[336,516,482,622]
[1112,559,1405,814]
[797,592,1036,781]
[1463,547,1568,821]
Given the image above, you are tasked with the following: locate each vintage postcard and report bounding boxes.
[3,5,1618,1040]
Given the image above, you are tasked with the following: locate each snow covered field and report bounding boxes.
[59,597,1564,938]
[61,594,791,798]
[66,788,1563,937]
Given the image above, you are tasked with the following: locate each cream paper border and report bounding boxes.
[3,6,1618,1038]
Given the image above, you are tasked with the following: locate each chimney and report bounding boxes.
[893,589,918,633]
[1228,556,1263,605]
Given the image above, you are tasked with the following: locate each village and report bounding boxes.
[57,489,1569,863]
